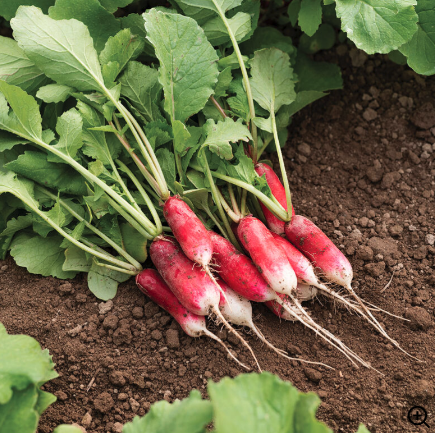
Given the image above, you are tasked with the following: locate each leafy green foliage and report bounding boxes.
[0,0,54,20]
[399,0,435,75]
[298,0,323,37]
[335,0,418,54]
[0,323,57,433]
[87,261,131,300]
[144,9,219,122]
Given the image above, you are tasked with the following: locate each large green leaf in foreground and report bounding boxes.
[399,0,435,75]
[335,0,418,54]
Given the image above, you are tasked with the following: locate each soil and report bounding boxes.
[1,47,434,433]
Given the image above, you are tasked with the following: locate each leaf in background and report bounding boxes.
[99,214,122,247]
[399,0,435,75]
[174,0,243,14]
[99,0,133,13]
[0,215,33,238]
[0,81,42,142]
[156,147,176,192]
[250,48,296,114]
[218,52,249,70]
[119,14,157,59]
[119,61,163,123]
[228,0,261,42]
[0,37,49,96]
[181,126,203,173]
[11,6,105,91]
[294,53,343,92]
[53,425,85,433]
[145,120,173,149]
[10,233,78,278]
[299,23,336,54]
[48,0,120,53]
[77,101,120,165]
[87,261,130,300]
[123,390,212,433]
[293,392,332,433]
[0,0,54,20]
[240,27,295,56]
[355,425,371,433]
[62,244,92,273]
[225,151,257,185]
[203,118,251,160]
[6,151,87,196]
[120,223,148,263]
[144,9,219,122]
[215,68,233,98]
[203,12,251,45]
[36,84,74,103]
[298,0,322,36]
[33,202,69,238]
[50,108,83,159]
[0,171,38,209]
[173,120,192,156]
[100,29,145,83]
[227,77,250,122]
[287,0,301,26]
[284,90,326,117]
[0,131,28,152]
[335,0,418,54]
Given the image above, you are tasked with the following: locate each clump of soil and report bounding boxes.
[1,48,434,433]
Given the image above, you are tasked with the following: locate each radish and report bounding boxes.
[210,230,370,368]
[163,195,229,303]
[135,269,247,369]
[217,279,331,369]
[150,235,261,370]
[237,216,297,294]
[255,163,295,235]
[285,215,412,357]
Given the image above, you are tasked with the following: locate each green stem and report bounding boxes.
[175,153,186,185]
[271,108,292,220]
[240,189,248,217]
[250,194,267,224]
[217,188,240,223]
[26,201,137,272]
[203,207,229,241]
[190,163,288,221]
[228,184,240,217]
[257,135,273,160]
[215,4,258,159]
[92,259,138,276]
[108,199,155,240]
[116,159,162,235]
[211,95,227,120]
[200,150,240,247]
[36,186,142,270]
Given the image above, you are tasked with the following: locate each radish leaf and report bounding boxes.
[144,9,219,122]
[335,0,418,54]
[203,12,252,45]
[399,0,435,75]
[87,261,130,300]
[11,6,105,92]
[36,84,74,104]
[0,0,54,21]
[298,0,322,37]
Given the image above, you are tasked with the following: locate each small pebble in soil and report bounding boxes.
[132,306,144,319]
[366,160,384,182]
[109,370,126,387]
[99,300,113,315]
[151,329,163,340]
[166,329,180,348]
[81,412,92,428]
[425,234,435,246]
[304,368,322,383]
[144,302,160,318]
[93,391,114,413]
[404,307,433,331]
[365,261,385,277]
[103,315,119,330]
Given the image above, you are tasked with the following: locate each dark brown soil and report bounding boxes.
[1,47,434,433]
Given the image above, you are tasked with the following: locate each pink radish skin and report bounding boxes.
[150,236,219,316]
[285,215,353,289]
[163,196,212,267]
[210,232,276,302]
[136,269,211,337]
[255,163,295,235]
[136,269,249,369]
[237,216,297,295]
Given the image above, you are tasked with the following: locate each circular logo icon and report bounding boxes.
[408,406,429,428]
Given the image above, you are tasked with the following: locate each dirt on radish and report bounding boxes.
[1,51,434,433]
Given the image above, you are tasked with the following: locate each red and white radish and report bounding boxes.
[255,163,295,235]
[237,216,297,295]
[150,236,261,370]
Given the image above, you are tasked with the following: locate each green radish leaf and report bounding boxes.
[294,392,332,432]
[36,84,74,103]
[62,243,92,273]
[203,12,251,45]
[294,53,343,92]
[33,202,69,238]
[0,171,38,209]
[87,261,130,300]
[123,389,212,433]
[184,189,212,213]
[0,215,33,238]
[144,9,219,122]
[53,425,85,433]
[145,121,173,149]
[173,120,192,156]
[399,0,435,75]
[77,102,120,166]
[240,26,295,55]
[100,29,145,82]
[50,108,83,159]
[250,48,296,114]
[388,50,408,66]
[186,170,208,189]
[0,81,43,142]
[225,148,257,184]
[203,118,252,160]
[119,61,163,123]
[287,0,301,26]
[355,425,371,433]
[0,131,28,152]
[120,223,148,263]
[215,68,233,98]
[335,0,418,54]
[156,147,176,192]
[218,52,249,70]
[284,90,327,117]
[227,77,250,122]
[181,126,203,173]
[99,0,134,13]
[298,0,323,36]
[6,151,87,196]
[11,6,105,92]
[299,23,336,54]
[0,0,54,20]
[228,0,261,42]
[99,214,122,248]
[10,233,78,279]
[48,0,121,53]
[35,388,57,415]
[174,0,243,15]
[0,37,49,95]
